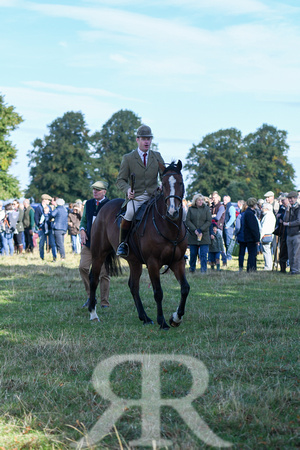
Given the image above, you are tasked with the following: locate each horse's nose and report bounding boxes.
[169,209,179,220]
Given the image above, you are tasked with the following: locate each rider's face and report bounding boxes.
[137,137,152,152]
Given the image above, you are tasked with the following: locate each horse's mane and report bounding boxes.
[162,160,182,176]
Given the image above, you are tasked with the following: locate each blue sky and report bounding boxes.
[1,0,300,194]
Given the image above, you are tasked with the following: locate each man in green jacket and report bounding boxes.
[116,124,165,256]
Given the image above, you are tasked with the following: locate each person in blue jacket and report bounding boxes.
[50,198,68,260]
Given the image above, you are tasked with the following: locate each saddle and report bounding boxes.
[116,194,159,232]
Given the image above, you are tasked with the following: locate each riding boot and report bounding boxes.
[216,263,221,271]
[116,219,132,257]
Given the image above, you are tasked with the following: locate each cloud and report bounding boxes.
[83,0,269,15]
[0,0,18,5]
[0,85,118,130]
[109,54,128,64]
[22,81,141,101]
[163,0,269,15]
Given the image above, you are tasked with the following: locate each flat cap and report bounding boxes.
[136,125,153,137]
[287,191,298,198]
[92,180,108,190]
[41,194,52,201]
[264,191,274,197]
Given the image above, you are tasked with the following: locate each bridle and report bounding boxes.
[152,171,187,273]
[161,171,184,218]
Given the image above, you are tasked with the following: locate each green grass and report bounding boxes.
[0,246,299,449]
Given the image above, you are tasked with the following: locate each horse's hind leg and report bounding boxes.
[169,260,190,327]
[128,261,153,325]
[148,262,169,330]
[88,260,103,321]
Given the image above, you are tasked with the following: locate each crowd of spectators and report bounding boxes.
[183,189,300,275]
[0,194,83,260]
[1,188,299,275]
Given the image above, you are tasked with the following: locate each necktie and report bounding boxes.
[143,152,147,167]
[96,200,99,207]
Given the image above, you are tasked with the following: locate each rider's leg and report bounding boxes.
[116,218,132,256]
[116,193,150,257]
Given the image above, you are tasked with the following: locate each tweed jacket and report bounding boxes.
[186,204,212,246]
[117,148,165,204]
[283,202,300,237]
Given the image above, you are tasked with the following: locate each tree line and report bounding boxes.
[0,93,296,202]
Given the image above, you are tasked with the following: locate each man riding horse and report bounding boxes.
[116,124,165,257]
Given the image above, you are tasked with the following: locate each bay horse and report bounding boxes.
[88,160,190,330]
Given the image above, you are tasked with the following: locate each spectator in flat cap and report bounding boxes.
[116,124,165,257]
[79,180,111,307]
[264,190,280,256]
[260,202,276,270]
[283,192,300,274]
[264,191,279,215]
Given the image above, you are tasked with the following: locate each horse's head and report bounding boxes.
[159,160,184,221]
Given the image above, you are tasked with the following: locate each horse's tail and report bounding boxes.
[105,251,123,276]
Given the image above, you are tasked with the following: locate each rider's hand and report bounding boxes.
[127,188,135,200]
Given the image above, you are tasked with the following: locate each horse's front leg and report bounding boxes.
[169,259,190,327]
[128,260,154,325]
[148,262,169,330]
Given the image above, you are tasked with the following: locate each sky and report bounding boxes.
[1,0,300,195]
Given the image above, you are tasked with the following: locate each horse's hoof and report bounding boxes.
[90,317,100,323]
[90,310,100,322]
[160,324,170,331]
[169,317,181,327]
[169,311,182,327]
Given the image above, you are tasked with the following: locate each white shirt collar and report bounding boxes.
[138,148,149,164]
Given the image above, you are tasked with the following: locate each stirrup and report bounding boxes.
[116,242,129,257]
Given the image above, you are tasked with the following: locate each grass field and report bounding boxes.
[0,245,299,449]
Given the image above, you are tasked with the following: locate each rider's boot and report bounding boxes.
[116,219,132,257]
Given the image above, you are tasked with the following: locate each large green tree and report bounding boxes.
[242,124,295,198]
[184,128,244,199]
[91,110,142,199]
[185,125,295,201]
[26,112,93,202]
[0,94,23,199]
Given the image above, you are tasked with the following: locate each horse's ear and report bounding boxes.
[159,161,166,173]
[177,160,182,171]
